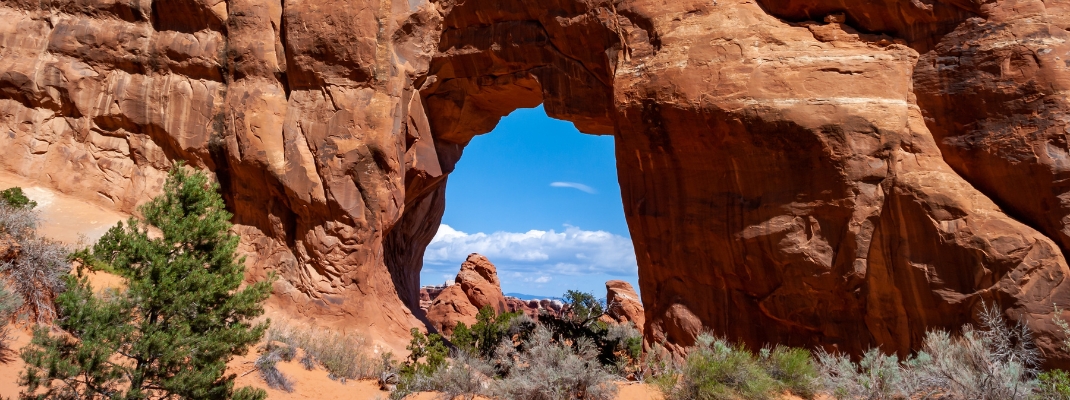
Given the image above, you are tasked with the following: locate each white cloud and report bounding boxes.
[550,182,597,194]
[424,224,637,277]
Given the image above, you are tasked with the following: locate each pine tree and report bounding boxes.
[19,165,273,400]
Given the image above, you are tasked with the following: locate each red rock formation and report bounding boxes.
[605,280,644,334]
[425,284,479,336]
[425,253,507,335]
[455,254,507,313]
[3,0,1070,366]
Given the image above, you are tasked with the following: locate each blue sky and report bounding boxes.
[420,106,638,298]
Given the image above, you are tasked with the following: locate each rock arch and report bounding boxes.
[2,0,1070,364]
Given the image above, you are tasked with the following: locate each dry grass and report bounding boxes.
[264,320,380,382]
[256,344,296,392]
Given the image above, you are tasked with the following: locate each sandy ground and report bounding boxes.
[0,326,32,399]
[0,171,127,245]
[229,345,665,400]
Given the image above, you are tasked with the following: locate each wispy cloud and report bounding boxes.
[424,224,636,277]
[550,182,597,194]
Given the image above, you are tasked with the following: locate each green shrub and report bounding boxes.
[541,290,642,369]
[665,334,778,400]
[451,306,524,358]
[402,328,448,378]
[388,349,494,400]
[20,165,271,400]
[760,346,818,398]
[389,329,451,399]
[563,290,604,324]
[0,187,36,210]
[1038,370,1070,400]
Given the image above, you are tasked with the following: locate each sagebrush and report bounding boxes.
[489,325,618,400]
[0,197,68,324]
[818,303,1040,400]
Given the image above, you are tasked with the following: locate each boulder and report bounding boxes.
[425,284,479,336]
[605,280,645,334]
[455,254,507,313]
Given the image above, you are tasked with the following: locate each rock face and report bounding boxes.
[3,0,1070,364]
[605,280,644,334]
[425,253,507,335]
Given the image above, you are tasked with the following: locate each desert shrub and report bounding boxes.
[0,282,21,363]
[402,328,449,378]
[563,290,605,323]
[392,350,494,400]
[1041,307,1070,400]
[389,329,452,399]
[760,345,819,398]
[818,303,1039,400]
[489,325,618,400]
[0,235,68,323]
[662,333,779,400]
[1055,305,1070,353]
[0,202,36,236]
[255,344,295,392]
[653,334,819,400]
[604,321,643,378]
[0,196,67,324]
[313,330,376,381]
[435,351,494,400]
[912,326,1037,398]
[642,341,680,392]
[817,348,911,399]
[265,321,379,381]
[1037,369,1070,400]
[541,290,643,370]
[0,187,36,210]
[300,352,316,370]
[452,306,525,358]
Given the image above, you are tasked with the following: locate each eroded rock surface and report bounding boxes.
[425,253,507,335]
[3,0,1070,364]
[605,280,644,334]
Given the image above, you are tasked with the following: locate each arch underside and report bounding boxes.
[1,0,1069,364]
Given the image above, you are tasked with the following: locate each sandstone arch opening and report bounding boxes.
[382,0,625,328]
[419,105,636,295]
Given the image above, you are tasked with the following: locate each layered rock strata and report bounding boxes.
[2,0,1070,364]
